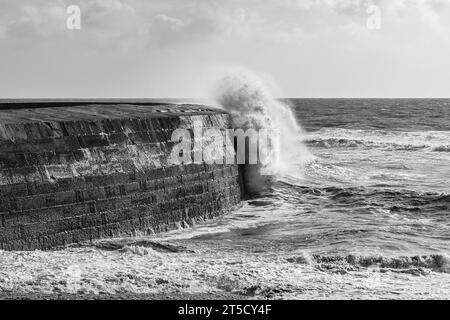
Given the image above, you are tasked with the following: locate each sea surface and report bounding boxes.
[0,99,449,299]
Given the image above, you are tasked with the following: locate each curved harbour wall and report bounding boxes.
[0,103,244,250]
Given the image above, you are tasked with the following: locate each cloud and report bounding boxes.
[81,0,140,35]
[1,0,450,98]
[382,0,450,30]
[4,3,66,38]
[153,14,185,30]
[147,3,252,47]
[3,0,450,47]
[1,0,143,42]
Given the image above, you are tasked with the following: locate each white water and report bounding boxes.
[213,71,314,178]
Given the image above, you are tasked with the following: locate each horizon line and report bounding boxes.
[1,97,450,101]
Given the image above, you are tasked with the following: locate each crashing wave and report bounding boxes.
[213,70,314,176]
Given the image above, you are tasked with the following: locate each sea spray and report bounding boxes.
[212,71,313,188]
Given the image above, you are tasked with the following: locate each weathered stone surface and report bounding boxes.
[0,103,243,250]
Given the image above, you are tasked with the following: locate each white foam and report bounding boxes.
[212,70,314,178]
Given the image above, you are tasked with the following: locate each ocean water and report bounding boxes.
[0,99,449,299]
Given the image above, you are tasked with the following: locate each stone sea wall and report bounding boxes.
[0,103,244,250]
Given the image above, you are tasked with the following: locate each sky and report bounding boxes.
[1,0,450,98]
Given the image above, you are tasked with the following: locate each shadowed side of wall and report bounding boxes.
[0,103,243,250]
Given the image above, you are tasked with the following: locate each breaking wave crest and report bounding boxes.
[305,137,429,151]
[288,253,450,274]
[304,128,450,152]
[80,238,195,254]
[276,181,450,211]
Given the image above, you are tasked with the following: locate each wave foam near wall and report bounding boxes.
[212,71,313,178]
